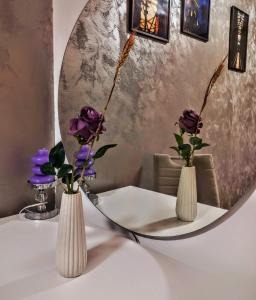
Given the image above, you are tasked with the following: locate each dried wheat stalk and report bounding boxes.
[79,32,135,185]
[199,54,228,116]
[104,32,136,112]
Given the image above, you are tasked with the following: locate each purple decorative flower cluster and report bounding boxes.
[69,106,105,144]
[75,145,96,177]
[30,149,55,184]
[179,109,203,134]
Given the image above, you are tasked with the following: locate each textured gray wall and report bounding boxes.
[0,0,54,217]
[59,0,256,209]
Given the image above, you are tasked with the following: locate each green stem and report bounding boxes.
[78,142,93,187]
[70,145,82,193]
[191,135,196,166]
[66,174,72,194]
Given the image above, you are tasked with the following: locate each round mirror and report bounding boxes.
[59,0,256,239]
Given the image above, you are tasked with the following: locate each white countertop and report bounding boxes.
[97,186,227,237]
[1,188,256,300]
[83,187,256,300]
[0,216,171,300]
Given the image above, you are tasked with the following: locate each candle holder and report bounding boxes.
[25,181,59,220]
[23,148,59,220]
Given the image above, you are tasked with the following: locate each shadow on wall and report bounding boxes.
[0,0,54,217]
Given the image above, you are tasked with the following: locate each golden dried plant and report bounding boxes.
[105,32,136,111]
[199,54,228,116]
[115,32,136,77]
[79,32,136,185]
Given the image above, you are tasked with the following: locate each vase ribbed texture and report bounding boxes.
[56,192,87,278]
[176,166,197,222]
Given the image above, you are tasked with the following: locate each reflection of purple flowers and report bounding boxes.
[69,106,105,144]
[179,109,203,134]
[171,108,209,167]
[75,145,96,177]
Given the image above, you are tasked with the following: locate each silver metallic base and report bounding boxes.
[25,208,59,220]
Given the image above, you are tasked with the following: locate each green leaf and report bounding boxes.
[174,134,183,146]
[62,173,72,184]
[57,164,73,179]
[73,169,82,182]
[94,144,117,160]
[170,146,180,155]
[180,128,185,135]
[179,144,192,159]
[40,162,56,176]
[201,143,210,147]
[62,173,80,184]
[49,141,65,169]
[194,143,210,150]
[179,144,192,151]
[190,136,202,146]
[74,174,81,182]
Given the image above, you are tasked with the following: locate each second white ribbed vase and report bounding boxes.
[56,192,87,278]
[176,166,197,222]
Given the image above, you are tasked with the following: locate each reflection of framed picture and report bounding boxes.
[181,0,211,42]
[228,6,249,73]
[130,0,170,43]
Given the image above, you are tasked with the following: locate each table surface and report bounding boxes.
[96,186,227,238]
[1,194,256,300]
[0,215,172,300]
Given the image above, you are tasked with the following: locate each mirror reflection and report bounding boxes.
[58,0,256,239]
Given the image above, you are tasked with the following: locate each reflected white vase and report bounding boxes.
[176,166,197,222]
[56,192,87,278]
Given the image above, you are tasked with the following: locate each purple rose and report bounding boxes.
[69,118,91,140]
[179,109,203,134]
[68,106,105,143]
[80,106,105,134]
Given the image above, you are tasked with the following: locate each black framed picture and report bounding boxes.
[181,0,211,42]
[228,6,249,73]
[130,0,170,43]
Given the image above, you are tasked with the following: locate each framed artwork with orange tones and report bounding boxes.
[228,6,249,73]
[130,0,170,43]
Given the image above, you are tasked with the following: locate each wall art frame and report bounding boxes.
[180,0,211,42]
[130,0,170,43]
[228,6,249,73]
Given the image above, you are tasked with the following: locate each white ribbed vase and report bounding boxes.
[56,192,87,278]
[176,166,197,222]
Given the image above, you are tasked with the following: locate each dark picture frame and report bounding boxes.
[228,6,249,73]
[180,0,211,42]
[130,0,170,43]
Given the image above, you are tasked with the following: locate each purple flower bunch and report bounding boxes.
[41,32,136,194]
[40,105,117,194]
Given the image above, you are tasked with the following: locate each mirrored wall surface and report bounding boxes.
[59,0,256,239]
